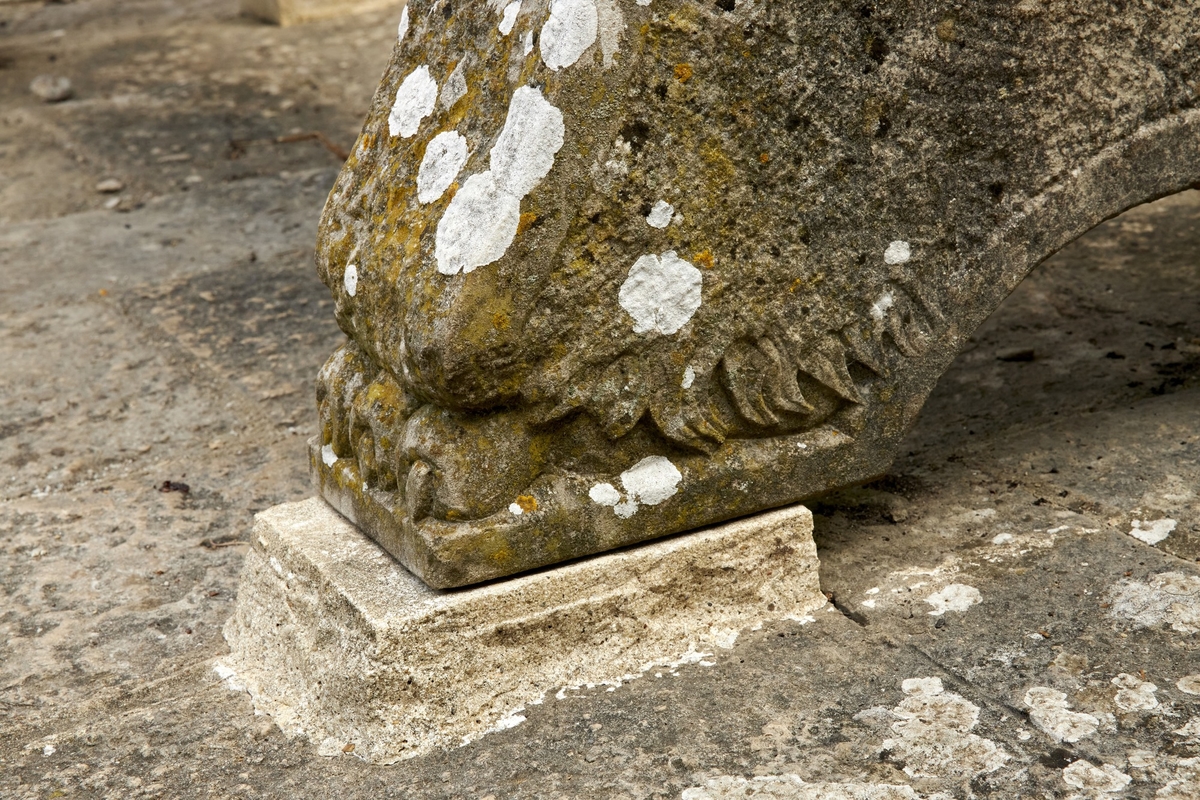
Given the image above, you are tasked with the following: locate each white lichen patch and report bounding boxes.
[417,131,468,204]
[924,583,982,616]
[1129,517,1176,545]
[397,4,409,40]
[884,240,911,264]
[439,62,467,110]
[591,459,681,519]
[388,65,438,138]
[1112,673,1158,712]
[1061,760,1131,794]
[488,96,564,197]
[646,199,675,228]
[1177,674,1200,695]
[523,30,534,54]
[870,291,894,320]
[321,444,337,467]
[681,774,925,800]
[681,365,695,389]
[594,0,624,67]
[588,482,620,506]
[620,456,681,506]
[436,173,521,274]
[435,86,564,275]
[619,251,702,335]
[882,677,1010,780]
[1107,572,1200,634]
[343,263,358,297]
[539,0,598,71]
[498,0,521,34]
[1023,687,1099,743]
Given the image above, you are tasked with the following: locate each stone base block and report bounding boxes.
[241,0,399,25]
[220,498,824,763]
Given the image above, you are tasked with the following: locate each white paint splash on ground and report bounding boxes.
[1061,760,1131,794]
[417,131,468,204]
[588,482,620,506]
[498,0,521,34]
[1023,687,1099,743]
[1129,517,1176,545]
[681,774,929,800]
[213,661,247,692]
[439,62,467,110]
[1112,673,1158,712]
[619,251,702,335]
[343,264,358,297]
[388,65,438,138]
[435,86,564,274]
[1107,572,1200,634]
[646,199,675,228]
[882,677,1010,780]
[884,240,911,264]
[1173,718,1200,744]
[924,583,982,616]
[1177,674,1200,695]
[1157,757,1200,799]
[539,0,598,70]
[397,5,409,40]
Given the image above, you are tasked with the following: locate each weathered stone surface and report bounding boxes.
[312,0,1200,586]
[221,497,823,763]
[241,0,402,26]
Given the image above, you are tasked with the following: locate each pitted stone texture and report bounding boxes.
[314,0,1200,586]
[221,498,824,763]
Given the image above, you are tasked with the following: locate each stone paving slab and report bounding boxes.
[220,498,823,763]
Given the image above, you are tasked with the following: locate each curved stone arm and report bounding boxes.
[312,0,1200,587]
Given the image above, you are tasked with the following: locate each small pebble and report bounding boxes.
[96,178,124,193]
[30,75,73,103]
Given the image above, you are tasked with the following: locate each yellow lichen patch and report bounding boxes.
[492,310,510,330]
[759,152,771,163]
[517,211,538,235]
[514,495,538,513]
[936,17,956,42]
[789,277,803,293]
[694,249,715,269]
[674,63,694,82]
[698,136,736,189]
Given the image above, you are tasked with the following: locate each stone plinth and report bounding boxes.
[220,498,823,763]
[241,0,399,25]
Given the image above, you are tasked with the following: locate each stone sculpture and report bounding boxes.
[311,0,1200,588]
